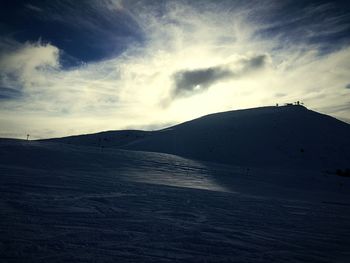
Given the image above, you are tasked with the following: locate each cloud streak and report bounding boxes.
[172,54,268,98]
[0,0,350,138]
[25,4,44,13]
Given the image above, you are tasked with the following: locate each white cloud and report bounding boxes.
[105,0,124,11]
[0,1,349,139]
[0,40,59,90]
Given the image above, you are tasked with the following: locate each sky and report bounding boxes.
[0,0,350,139]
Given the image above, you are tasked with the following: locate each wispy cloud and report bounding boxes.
[25,4,44,13]
[0,0,349,138]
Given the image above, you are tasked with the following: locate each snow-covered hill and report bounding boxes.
[46,130,150,148]
[1,105,350,262]
[47,105,350,170]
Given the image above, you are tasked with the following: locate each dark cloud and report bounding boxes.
[173,66,233,97]
[172,54,268,98]
[0,0,144,67]
[0,87,21,100]
[242,55,267,71]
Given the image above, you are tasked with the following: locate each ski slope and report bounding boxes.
[1,139,350,262]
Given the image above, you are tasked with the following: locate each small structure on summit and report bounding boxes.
[283,101,304,106]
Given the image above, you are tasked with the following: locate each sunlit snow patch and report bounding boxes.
[117,152,230,192]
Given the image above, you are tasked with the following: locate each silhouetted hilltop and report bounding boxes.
[45,105,350,169]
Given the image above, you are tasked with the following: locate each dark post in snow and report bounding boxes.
[26,134,30,141]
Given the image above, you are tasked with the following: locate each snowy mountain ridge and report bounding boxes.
[45,105,350,170]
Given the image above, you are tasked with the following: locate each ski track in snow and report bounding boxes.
[0,140,350,262]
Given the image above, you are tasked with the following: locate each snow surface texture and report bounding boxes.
[1,105,350,262]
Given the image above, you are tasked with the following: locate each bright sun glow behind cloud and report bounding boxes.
[0,0,349,138]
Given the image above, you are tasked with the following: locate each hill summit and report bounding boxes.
[47,105,350,170]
